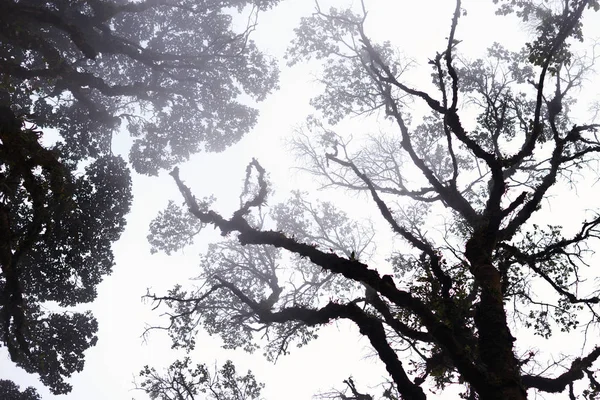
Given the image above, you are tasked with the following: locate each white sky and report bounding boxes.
[2,1,600,399]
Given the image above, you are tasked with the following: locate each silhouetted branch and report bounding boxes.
[170,165,488,392]
[522,347,600,393]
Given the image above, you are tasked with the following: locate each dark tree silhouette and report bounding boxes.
[0,0,279,394]
[0,380,41,400]
[146,0,600,399]
[0,107,128,394]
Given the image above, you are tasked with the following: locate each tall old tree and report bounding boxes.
[0,0,279,393]
[147,0,600,399]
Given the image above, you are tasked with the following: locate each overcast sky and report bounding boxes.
[2,1,600,399]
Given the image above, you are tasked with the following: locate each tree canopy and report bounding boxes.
[0,0,280,174]
[146,1,600,399]
[0,0,279,394]
[137,358,264,400]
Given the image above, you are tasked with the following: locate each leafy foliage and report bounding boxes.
[1,0,280,394]
[148,199,213,255]
[0,108,130,393]
[0,380,41,400]
[138,358,264,400]
[0,0,280,174]
[146,1,600,400]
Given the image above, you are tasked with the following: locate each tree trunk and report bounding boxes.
[466,235,526,400]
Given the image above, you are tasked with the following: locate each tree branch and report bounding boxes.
[522,347,600,393]
[170,165,488,392]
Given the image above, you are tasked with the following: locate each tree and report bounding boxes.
[1,0,279,393]
[0,0,279,174]
[0,107,130,394]
[147,0,600,400]
[136,358,264,400]
[0,380,41,400]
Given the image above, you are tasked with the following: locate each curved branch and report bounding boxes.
[265,301,427,400]
[170,166,487,392]
[500,242,600,305]
[522,347,600,393]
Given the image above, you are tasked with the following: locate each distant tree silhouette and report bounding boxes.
[0,0,280,174]
[148,1,600,399]
[137,358,264,400]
